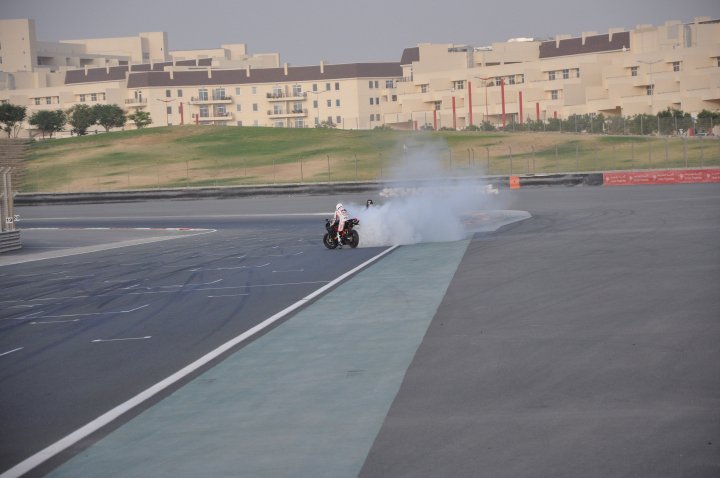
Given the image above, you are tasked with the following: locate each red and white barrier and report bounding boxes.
[604,169,720,186]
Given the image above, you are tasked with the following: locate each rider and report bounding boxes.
[333,202,350,247]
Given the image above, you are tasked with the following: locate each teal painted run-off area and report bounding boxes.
[48,240,471,478]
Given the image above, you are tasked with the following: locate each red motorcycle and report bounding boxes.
[323,218,360,249]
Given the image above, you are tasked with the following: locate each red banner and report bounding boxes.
[604,169,720,186]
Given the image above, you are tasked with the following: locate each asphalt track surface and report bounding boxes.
[0,185,719,477]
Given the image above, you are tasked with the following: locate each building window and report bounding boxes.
[369,98,374,105]
[216,105,226,116]
[79,94,85,102]
[335,99,340,107]
[326,99,332,108]
[391,94,397,102]
[251,87,257,94]
[236,104,242,112]
[672,61,680,72]
[369,81,374,89]
[336,116,341,124]
[273,104,283,115]
[630,66,638,77]
[34,98,40,105]
[313,100,318,108]
[272,86,283,98]
[293,84,302,96]
[292,101,302,113]
[548,71,556,81]
[198,88,208,101]
[420,84,428,93]
[90,93,97,101]
[252,103,258,111]
[518,74,525,84]
[312,83,318,92]
[453,80,464,90]
[166,89,171,98]
[562,69,569,79]
[294,118,304,128]
[647,85,654,96]
[495,77,503,86]
[551,90,558,100]
[177,89,183,97]
[386,80,394,88]
[375,97,380,105]
[575,68,580,78]
[335,82,340,90]
[508,76,515,85]
[167,106,172,114]
[325,83,331,91]
[45,97,51,104]
[369,114,374,122]
[434,101,441,110]
[235,87,241,95]
[213,88,226,100]
[199,106,209,117]
[374,80,379,88]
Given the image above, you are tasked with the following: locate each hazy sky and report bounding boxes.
[2,0,719,66]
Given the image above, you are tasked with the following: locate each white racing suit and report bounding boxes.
[333,206,350,240]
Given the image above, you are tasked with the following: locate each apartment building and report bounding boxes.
[390,17,719,130]
[0,16,718,136]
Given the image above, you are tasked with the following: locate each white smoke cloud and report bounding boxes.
[347,136,506,247]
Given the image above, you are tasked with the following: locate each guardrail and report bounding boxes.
[0,230,21,253]
[0,166,21,253]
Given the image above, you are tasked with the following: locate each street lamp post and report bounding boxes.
[638,59,661,114]
[474,77,493,124]
[306,89,330,127]
[156,98,176,126]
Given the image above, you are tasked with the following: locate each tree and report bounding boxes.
[128,110,152,129]
[91,104,126,132]
[0,103,27,138]
[29,109,66,139]
[66,104,95,135]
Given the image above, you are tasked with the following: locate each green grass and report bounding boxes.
[18,126,720,192]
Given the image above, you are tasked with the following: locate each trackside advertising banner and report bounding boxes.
[603,169,720,186]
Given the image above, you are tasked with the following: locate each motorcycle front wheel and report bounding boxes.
[323,233,338,249]
[348,230,360,248]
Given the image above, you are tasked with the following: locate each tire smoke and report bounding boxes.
[349,137,506,247]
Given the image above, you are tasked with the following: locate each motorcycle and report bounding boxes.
[324,218,360,249]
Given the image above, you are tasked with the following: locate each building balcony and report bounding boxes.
[125,98,148,107]
[189,96,233,105]
[197,112,234,121]
[267,91,308,101]
[267,109,308,118]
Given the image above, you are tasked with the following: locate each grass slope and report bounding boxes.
[21,126,719,192]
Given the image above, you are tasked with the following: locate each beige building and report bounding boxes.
[0,16,718,136]
[389,16,720,130]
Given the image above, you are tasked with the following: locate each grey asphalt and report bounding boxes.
[1,185,719,477]
[0,201,388,475]
[359,184,720,478]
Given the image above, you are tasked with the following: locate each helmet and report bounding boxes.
[336,203,343,210]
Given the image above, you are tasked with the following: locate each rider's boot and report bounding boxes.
[337,233,342,249]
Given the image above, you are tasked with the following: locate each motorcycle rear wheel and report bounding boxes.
[323,233,338,249]
[348,230,360,248]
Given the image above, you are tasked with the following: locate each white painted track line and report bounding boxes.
[0,245,399,478]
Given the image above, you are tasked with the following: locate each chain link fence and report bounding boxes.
[26,134,716,193]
